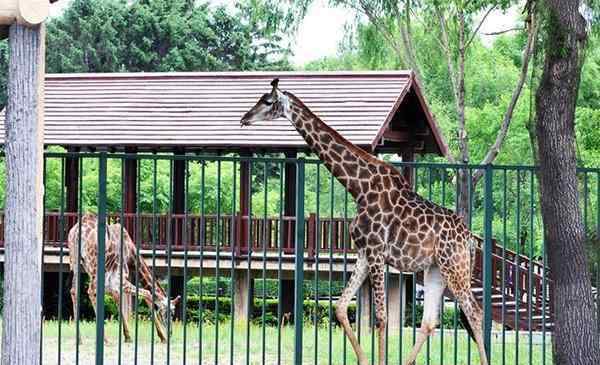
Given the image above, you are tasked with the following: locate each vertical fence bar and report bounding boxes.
[230,161,237,365]
[277,161,284,364]
[199,161,206,365]
[483,165,493,363]
[76,156,83,365]
[57,157,66,365]
[96,152,108,365]
[294,158,306,365]
[134,158,141,365]
[183,160,190,365]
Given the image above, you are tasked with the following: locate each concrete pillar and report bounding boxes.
[387,274,406,330]
[358,280,372,335]
[233,270,254,322]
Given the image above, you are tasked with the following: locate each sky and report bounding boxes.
[49,0,519,67]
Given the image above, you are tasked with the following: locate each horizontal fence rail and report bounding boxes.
[0,152,596,364]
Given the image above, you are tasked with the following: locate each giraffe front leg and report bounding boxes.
[335,251,370,365]
[369,261,387,365]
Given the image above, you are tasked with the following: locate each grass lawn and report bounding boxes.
[34,320,551,364]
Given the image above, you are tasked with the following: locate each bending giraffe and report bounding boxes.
[68,214,180,343]
[240,79,489,365]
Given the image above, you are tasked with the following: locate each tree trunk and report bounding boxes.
[534,1,600,364]
[1,23,45,365]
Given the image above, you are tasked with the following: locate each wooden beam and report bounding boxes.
[0,1,50,26]
[383,130,409,143]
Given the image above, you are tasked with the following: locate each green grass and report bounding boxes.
[37,320,551,364]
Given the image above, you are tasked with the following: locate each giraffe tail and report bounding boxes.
[459,308,476,341]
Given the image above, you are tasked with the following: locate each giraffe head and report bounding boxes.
[240,78,291,125]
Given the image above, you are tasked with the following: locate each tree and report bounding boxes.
[1,23,45,365]
[0,0,292,105]
[534,0,600,364]
[282,0,538,217]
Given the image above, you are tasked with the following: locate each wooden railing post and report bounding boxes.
[307,213,316,259]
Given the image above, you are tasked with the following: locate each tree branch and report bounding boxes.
[472,14,538,183]
[465,5,496,49]
[483,27,524,36]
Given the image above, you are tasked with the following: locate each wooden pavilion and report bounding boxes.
[0,70,449,329]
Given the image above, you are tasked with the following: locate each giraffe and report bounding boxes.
[68,213,180,343]
[240,79,489,365]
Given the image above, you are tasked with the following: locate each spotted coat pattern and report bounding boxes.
[68,214,174,343]
[283,92,489,365]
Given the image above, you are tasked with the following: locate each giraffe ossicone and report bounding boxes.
[241,79,489,365]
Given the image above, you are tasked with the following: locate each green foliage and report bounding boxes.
[0,0,292,106]
[183,295,356,326]
[186,277,348,300]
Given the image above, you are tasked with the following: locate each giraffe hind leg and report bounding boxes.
[335,251,369,365]
[403,265,446,365]
[368,259,387,365]
[443,266,489,365]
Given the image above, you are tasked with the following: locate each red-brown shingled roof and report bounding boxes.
[0,70,448,156]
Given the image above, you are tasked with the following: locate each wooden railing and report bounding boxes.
[0,211,554,330]
[0,212,357,257]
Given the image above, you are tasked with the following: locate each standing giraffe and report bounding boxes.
[68,214,180,343]
[240,79,488,365]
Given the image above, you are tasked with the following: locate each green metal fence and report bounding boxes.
[9,152,599,364]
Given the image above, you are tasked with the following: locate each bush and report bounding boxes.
[182,295,356,326]
[405,303,466,329]
[186,277,348,300]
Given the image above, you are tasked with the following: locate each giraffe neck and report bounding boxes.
[135,254,167,300]
[284,91,410,199]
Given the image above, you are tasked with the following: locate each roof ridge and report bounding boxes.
[45,70,414,80]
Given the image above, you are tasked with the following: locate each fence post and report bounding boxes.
[96,152,108,365]
[483,164,493,362]
[294,158,306,365]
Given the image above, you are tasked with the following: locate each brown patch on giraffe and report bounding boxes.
[379,192,393,211]
[331,143,345,156]
[342,162,358,177]
[358,167,370,180]
[330,152,342,163]
[343,151,354,162]
[405,217,418,232]
[319,133,332,144]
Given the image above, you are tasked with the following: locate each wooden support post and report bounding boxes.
[359,280,372,335]
[172,151,185,246]
[387,274,406,330]
[65,150,79,213]
[124,148,137,214]
[233,269,254,322]
[283,151,297,250]
[2,21,45,365]
[400,150,415,188]
[281,151,297,321]
[239,150,251,253]
[169,275,185,320]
